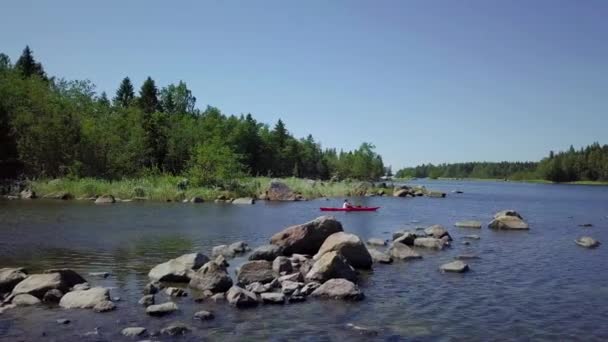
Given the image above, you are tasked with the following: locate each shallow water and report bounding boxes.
[1,180,607,341]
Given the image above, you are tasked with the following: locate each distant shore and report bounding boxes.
[394,177,608,186]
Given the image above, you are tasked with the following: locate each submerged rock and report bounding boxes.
[161,322,191,336]
[121,327,147,337]
[138,294,155,306]
[148,253,209,282]
[311,278,364,301]
[367,238,387,246]
[237,260,275,285]
[313,232,373,269]
[424,225,452,240]
[146,302,178,316]
[388,242,422,260]
[455,254,480,260]
[575,236,601,248]
[413,237,446,250]
[270,216,344,255]
[194,310,214,320]
[440,261,470,273]
[454,221,482,229]
[305,251,357,283]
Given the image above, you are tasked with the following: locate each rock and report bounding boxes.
[388,242,422,260]
[148,253,209,282]
[367,238,387,246]
[413,237,446,250]
[190,197,204,203]
[394,232,417,245]
[454,221,482,229]
[12,293,41,306]
[281,280,303,295]
[578,223,593,227]
[161,322,190,336]
[455,254,480,260]
[463,235,481,240]
[44,191,73,200]
[93,300,116,312]
[122,327,147,337]
[311,278,364,301]
[165,287,187,297]
[20,189,36,199]
[237,260,274,285]
[345,323,379,337]
[0,268,27,294]
[143,281,162,295]
[59,287,110,309]
[56,319,70,325]
[424,225,452,240]
[11,269,86,298]
[0,304,16,314]
[138,294,155,306]
[265,179,297,201]
[246,282,268,294]
[278,273,303,283]
[428,191,446,198]
[368,248,393,264]
[440,260,469,273]
[214,255,229,269]
[226,286,259,308]
[494,210,523,220]
[42,289,63,303]
[210,293,225,302]
[94,195,115,204]
[248,245,283,261]
[146,302,178,316]
[305,251,357,283]
[313,232,373,270]
[73,283,91,291]
[189,261,233,293]
[575,236,601,248]
[488,215,529,230]
[301,282,321,296]
[88,272,110,278]
[261,292,285,304]
[212,241,249,258]
[462,241,471,246]
[270,216,343,255]
[272,256,293,274]
[232,197,255,204]
[298,259,314,277]
[393,189,412,197]
[194,310,214,320]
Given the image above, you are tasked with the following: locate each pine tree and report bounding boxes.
[138,77,159,114]
[98,91,111,107]
[0,53,11,70]
[114,77,134,108]
[14,46,46,79]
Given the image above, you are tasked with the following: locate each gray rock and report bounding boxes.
[575,236,601,248]
[494,210,523,220]
[229,241,250,253]
[313,232,373,269]
[261,292,285,304]
[210,293,225,302]
[454,221,482,229]
[298,259,314,278]
[440,260,470,273]
[20,189,36,199]
[367,238,386,246]
[94,195,115,204]
[413,237,446,250]
[311,278,364,301]
[148,253,209,282]
[73,283,91,291]
[190,196,204,203]
[194,310,214,320]
[12,293,41,306]
[394,232,417,245]
[93,300,116,312]
[272,256,293,274]
[143,281,162,295]
[270,216,344,255]
[232,197,255,204]
[214,255,230,268]
[427,191,446,198]
[0,304,16,314]
[11,269,86,299]
[0,268,27,294]
[368,248,393,264]
[248,245,283,261]
[281,280,304,295]
[237,260,274,285]
[59,287,111,309]
[122,327,147,337]
[42,289,63,303]
[164,287,187,297]
[455,254,480,260]
[188,261,233,293]
[161,322,190,336]
[88,272,110,278]
[388,242,422,260]
[300,281,321,296]
[463,235,481,240]
[266,179,297,201]
[56,319,70,324]
[138,294,155,306]
[345,323,379,337]
[305,251,357,283]
[245,282,268,294]
[226,286,259,308]
[278,273,303,283]
[212,241,250,258]
[146,302,178,316]
[424,225,452,240]
[488,215,529,230]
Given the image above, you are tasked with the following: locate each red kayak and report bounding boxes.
[320,207,380,212]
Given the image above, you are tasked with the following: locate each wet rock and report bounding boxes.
[20,189,36,199]
[301,282,321,296]
[210,293,225,302]
[12,293,41,306]
[388,242,422,260]
[462,241,471,246]
[578,223,593,227]
[393,188,412,197]
[44,191,73,200]
[0,267,27,294]
[463,235,481,240]
[298,259,314,278]
[194,310,214,320]
[311,278,364,301]
[413,237,446,250]
[59,287,111,309]
[281,280,304,295]
[94,195,115,204]
[278,273,303,283]
[212,241,250,259]
[161,322,190,336]
[261,292,285,304]
[305,251,357,283]
[313,232,373,270]
[455,254,480,260]
[11,269,86,299]
[232,197,255,204]
[148,253,209,282]
[214,255,230,269]
[345,323,379,337]
[455,221,482,229]
[440,260,469,273]
[190,196,204,203]
[424,225,452,240]
[494,210,523,220]
[272,256,293,275]
[93,300,116,312]
[226,286,259,308]
[138,294,155,306]
[428,191,446,198]
[488,215,529,230]
[575,236,601,248]
[88,272,110,278]
[73,283,91,291]
[122,327,147,337]
[189,261,233,293]
[248,245,283,261]
[0,303,16,314]
[367,238,387,246]
[245,282,268,294]
[193,290,214,301]
[42,289,63,303]
[56,319,70,325]
[394,232,417,245]
[237,260,274,285]
[270,216,344,256]
[368,248,393,264]
[146,302,178,316]
[164,287,187,297]
[143,281,162,295]
[266,179,297,201]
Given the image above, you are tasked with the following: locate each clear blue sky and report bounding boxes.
[2,0,607,169]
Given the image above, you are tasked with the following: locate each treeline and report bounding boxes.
[396,143,608,183]
[0,46,385,186]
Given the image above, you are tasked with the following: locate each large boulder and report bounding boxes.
[424,225,452,240]
[270,216,343,255]
[488,215,529,230]
[188,261,233,293]
[575,236,601,248]
[226,286,259,308]
[11,269,86,298]
[248,245,283,261]
[494,210,523,220]
[311,278,364,301]
[388,242,422,260]
[0,268,27,294]
[59,287,111,309]
[313,232,372,270]
[305,251,357,283]
[265,179,297,201]
[148,253,209,282]
[12,294,41,306]
[237,260,275,285]
[413,237,446,250]
[94,195,115,204]
[368,249,393,264]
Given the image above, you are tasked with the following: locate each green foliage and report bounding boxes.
[138,77,159,114]
[114,77,134,108]
[159,81,196,115]
[14,46,46,79]
[188,139,244,187]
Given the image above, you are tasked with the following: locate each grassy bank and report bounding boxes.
[429,177,608,186]
[29,176,388,202]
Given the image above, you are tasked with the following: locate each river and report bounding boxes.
[1,180,607,341]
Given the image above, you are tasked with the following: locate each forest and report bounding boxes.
[396,143,608,183]
[0,46,385,188]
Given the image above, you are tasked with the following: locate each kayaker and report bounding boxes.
[342,199,352,209]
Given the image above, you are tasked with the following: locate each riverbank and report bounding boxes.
[401,177,608,186]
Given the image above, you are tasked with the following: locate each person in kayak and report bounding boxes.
[342,199,352,209]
